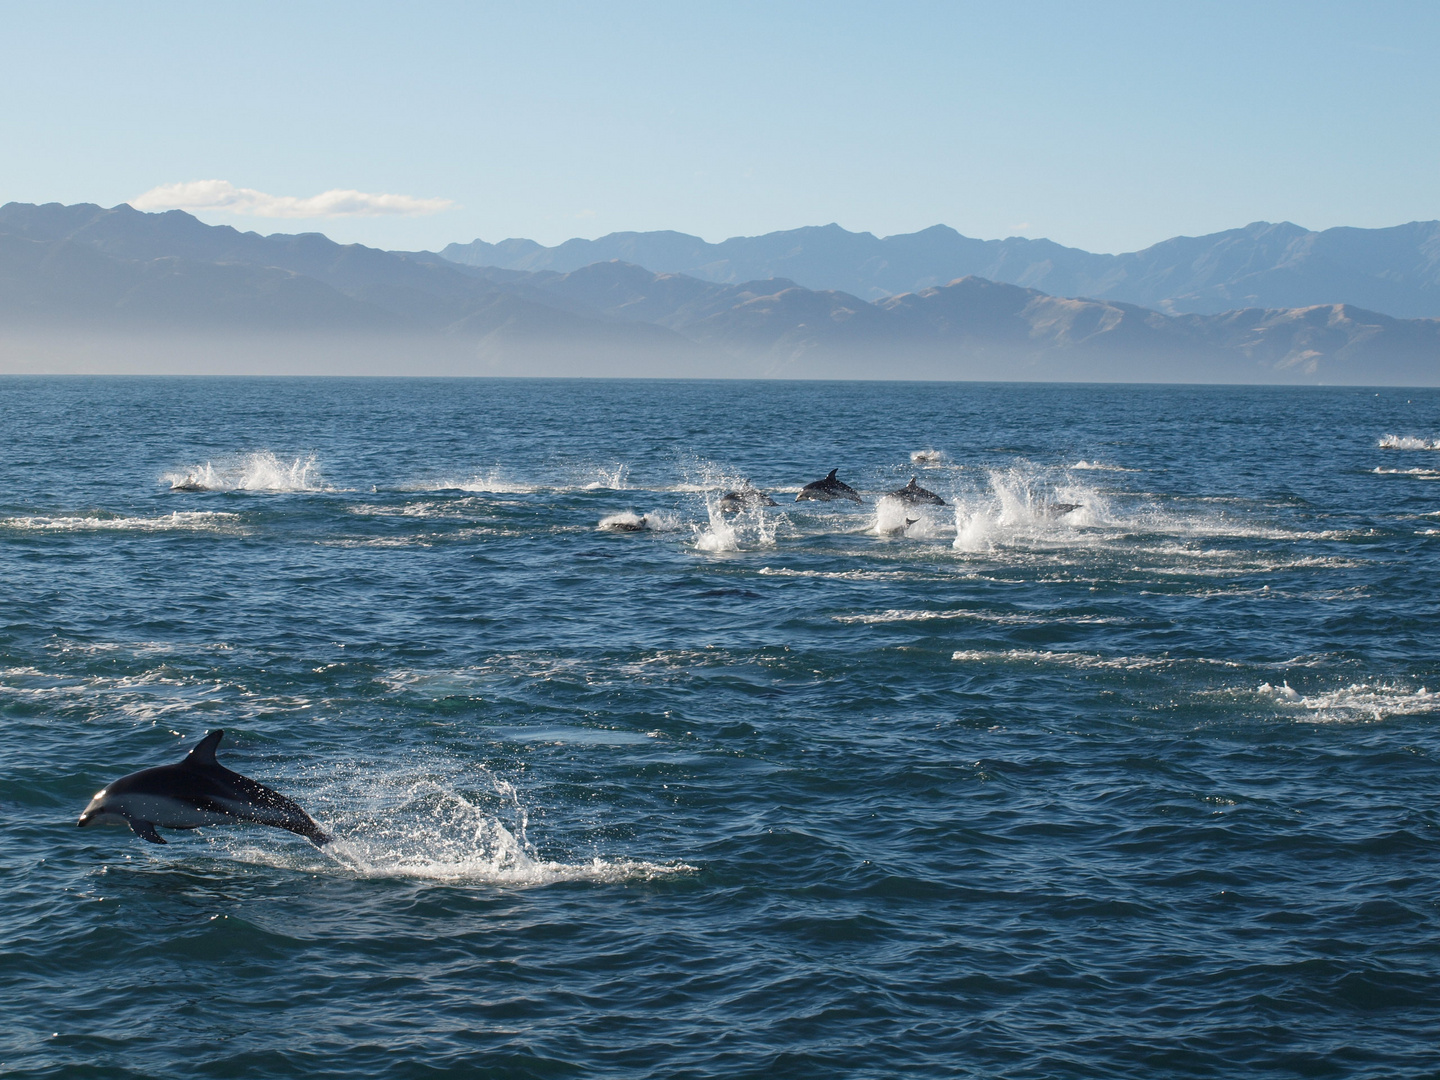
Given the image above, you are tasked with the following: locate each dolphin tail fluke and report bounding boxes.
[284,816,332,846]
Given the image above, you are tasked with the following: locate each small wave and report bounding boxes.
[319,537,437,549]
[758,566,915,581]
[0,511,240,533]
[842,608,1126,626]
[951,648,1166,670]
[162,451,325,492]
[910,449,946,465]
[1071,460,1138,472]
[444,472,541,494]
[1372,467,1440,478]
[952,648,1243,670]
[1378,435,1440,450]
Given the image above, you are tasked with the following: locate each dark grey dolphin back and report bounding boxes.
[187,730,331,845]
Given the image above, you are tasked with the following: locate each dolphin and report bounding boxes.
[886,477,946,506]
[77,730,330,846]
[717,485,778,513]
[795,469,863,503]
[599,512,649,531]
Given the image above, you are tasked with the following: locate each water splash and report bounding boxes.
[582,464,630,490]
[449,470,540,494]
[1256,681,1439,723]
[692,497,739,552]
[692,489,778,553]
[599,510,682,532]
[227,768,692,886]
[949,464,1101,551]
[1379,434,1440,450]
[873,495,946,538]
[163,451,324,492]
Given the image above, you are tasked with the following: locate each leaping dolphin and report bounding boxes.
[886,477,946,506]
[77,730,331,846]
[718,485,778,513]
[796,469,863,503]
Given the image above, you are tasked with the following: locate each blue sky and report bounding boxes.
[1,1,1435,253]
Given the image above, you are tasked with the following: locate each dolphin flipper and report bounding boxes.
[129,819,167,844]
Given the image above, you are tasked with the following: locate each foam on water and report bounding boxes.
[443,470,541,494]
[1373,466,1440,478]
[1255,681,1440,722]
[952,648,1176,670]
[842,609,1126,626]
[757,566,918,581]
[0,511,241,533]
[162,451,325,492]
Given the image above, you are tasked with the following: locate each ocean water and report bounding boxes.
[2,376,1439,1079]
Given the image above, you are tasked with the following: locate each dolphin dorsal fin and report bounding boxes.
[826,469,838,480]
[186,730,225,767]
[909,477,919,487]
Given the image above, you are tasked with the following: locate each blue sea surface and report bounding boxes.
[2,377,1439,1078]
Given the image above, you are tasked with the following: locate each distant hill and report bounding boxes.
[442,220,1440,319]
[2,202,1437,383]
[0,202,718,376]
[507,261,1440,383]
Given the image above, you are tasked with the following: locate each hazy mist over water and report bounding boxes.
[2,377,1439,1078]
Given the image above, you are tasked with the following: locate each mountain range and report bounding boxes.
[1,201,1437,384]
[443,220,1440,319]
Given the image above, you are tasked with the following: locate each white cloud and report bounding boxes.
[131,179,454,218]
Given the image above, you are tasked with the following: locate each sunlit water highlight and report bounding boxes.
[2,377,1439,1079]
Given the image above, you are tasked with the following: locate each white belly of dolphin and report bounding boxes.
[111,794,237,830]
